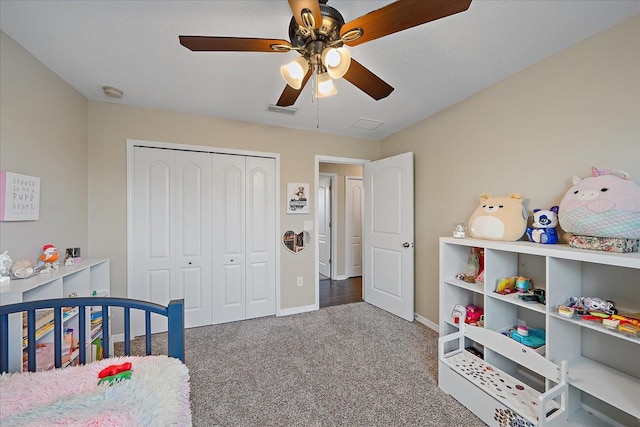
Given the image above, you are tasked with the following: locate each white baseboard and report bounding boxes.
[335,275,348,281]
[277,304,317,317]
[112,333,124,343]
[414,313,439,332]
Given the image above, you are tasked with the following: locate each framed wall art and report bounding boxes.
[287,182,309,214]
[0,171,40,221]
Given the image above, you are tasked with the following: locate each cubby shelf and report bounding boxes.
[487,291,546,314]
[439,237,640,426]
[0,259,110,373]
[549,312,640,345]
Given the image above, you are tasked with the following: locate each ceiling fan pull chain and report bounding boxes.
[311,69,317,105]
[312,70,320,129]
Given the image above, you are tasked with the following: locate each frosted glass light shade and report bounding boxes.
[321,47,351,79]
[280,57,309,90]
[317,72,337,98]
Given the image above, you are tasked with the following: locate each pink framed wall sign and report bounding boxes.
[0,171,40,221]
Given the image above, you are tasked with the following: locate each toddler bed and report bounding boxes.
[0,297,191,426]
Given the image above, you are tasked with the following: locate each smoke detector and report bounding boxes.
[102,86,123,98]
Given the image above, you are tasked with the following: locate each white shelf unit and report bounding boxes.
[0,259,110,373]
[439,237,640,426]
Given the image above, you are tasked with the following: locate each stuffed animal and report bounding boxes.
[468,193,528,241]
[38,244,59,267]
[526,206,559,244]
[558,167,640,239]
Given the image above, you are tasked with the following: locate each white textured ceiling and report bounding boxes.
[1,1,638,140]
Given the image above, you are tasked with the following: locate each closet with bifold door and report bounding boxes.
[131,145,276,334]
[212,154,276,324]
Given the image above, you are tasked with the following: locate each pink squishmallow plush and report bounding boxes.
[558,167,640,239]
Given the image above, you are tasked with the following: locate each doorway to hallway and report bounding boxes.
[319,276,363,308]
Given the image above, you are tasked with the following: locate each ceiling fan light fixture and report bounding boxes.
[321,47,351,79]
[317,72,337,98]
[280,57,309,90]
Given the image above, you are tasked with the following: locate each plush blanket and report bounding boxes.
[0,356,191,426]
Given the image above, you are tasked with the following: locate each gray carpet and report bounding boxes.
[117,302,485,426]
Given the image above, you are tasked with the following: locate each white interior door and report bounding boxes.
[213,154,276,323]
[245,156,276,320]
[345,177,363,278]
[318,175,332,278]
[132,147,212,334]
[174,151,213,328]
[363,152,414,321]
[212,154,246,324]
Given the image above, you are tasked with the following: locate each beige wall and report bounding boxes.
[0,32,88,263]
[87,102,380,311]
[2,13,638,328]
[381,14,640,325]
[319,162,363,278]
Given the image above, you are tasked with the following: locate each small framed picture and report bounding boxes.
[287,183,309,214]
[0,171,40,221]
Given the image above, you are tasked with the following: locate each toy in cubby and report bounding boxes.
[556,296,640,337]
[451,304,484,326]
[495,276,545,303]
[456,247,484,283]
[507,326,545,349]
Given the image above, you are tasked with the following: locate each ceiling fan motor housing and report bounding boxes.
[288,4,345,60]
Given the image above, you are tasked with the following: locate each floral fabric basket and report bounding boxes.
[568,234,639,253]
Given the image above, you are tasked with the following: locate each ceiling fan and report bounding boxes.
[179,0,472,107]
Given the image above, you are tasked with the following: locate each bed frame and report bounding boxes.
[0,297,184,373]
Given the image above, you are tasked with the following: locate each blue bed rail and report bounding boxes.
[0,297,184,373]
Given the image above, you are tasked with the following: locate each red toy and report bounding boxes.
[465,305,484,325]
[98,361,132,378]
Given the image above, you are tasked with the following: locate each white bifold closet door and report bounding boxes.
[132,147,275,333]
[132,147,213,332]
[212,154,276,324]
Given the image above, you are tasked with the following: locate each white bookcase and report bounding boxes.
[0,259,110,373]
[439,237,639,426]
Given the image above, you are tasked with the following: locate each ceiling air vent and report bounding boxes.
[351,118,383,130]
[267,104,298,115]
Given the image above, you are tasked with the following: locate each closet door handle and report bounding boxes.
[403,242,410,248]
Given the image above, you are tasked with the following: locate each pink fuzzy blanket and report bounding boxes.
[0,356,191,426]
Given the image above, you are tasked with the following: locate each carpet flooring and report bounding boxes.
[117,302,485,426]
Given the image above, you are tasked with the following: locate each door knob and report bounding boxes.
[403,242,410,248]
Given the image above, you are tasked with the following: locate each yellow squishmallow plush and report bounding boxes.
[468,193,528,241]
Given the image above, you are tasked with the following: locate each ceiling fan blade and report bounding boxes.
[179,36,291,52]
[288,0,323,29]
[276,65,314,107]
[343,59,394,101]
[341,0,472,47]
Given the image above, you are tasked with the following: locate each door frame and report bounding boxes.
[318,173,337,280]
[126,139,282,337]
[314,156,368,309]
